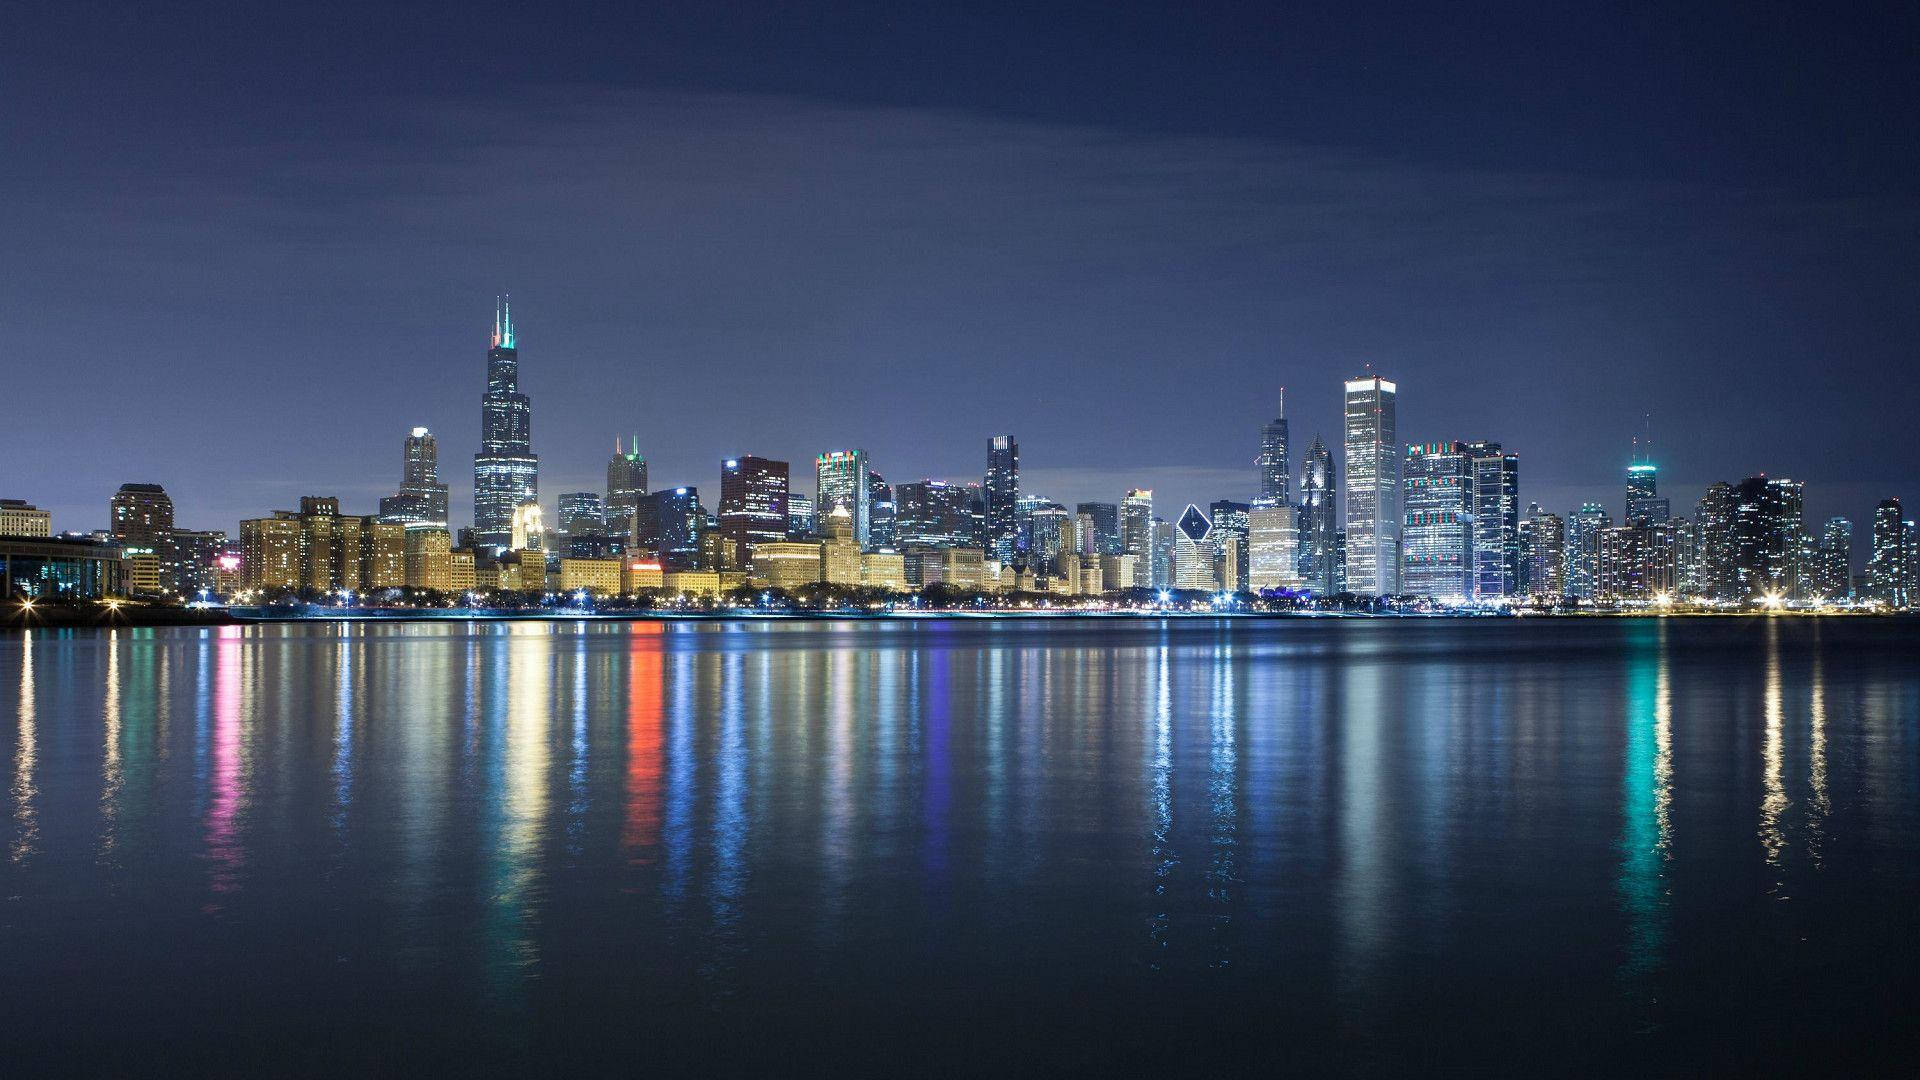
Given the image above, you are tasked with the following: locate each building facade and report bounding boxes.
[472,298,538,553]
[1343,377,1400,595]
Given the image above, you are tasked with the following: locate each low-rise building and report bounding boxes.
[662,569,722,599]
[750,541,823,591]
[0,499,53,538]
[1,535,125,599]
[559,557,624,597]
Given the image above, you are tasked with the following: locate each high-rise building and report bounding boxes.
[1402,442,1473,603]
[1626,460,1669,526]
[1121,489,1153,558]
[239,515,301,591]
[1257,390,1290,507]
[1248,503,1300,592]
[1565,503,1612,600]
[1813,517,1853,601]
[1151,518,1175,589]
[816,450,870,549]
[1343,376,1400,595]
[634,487,704,571]
[719,456,790,568]
[606,437,649,541]
[557,492,606,540]
[787,492,816,539]
[1074,502,1121,556]
[1027,502,1071,578]
[1729,475,1803,601]
[1525,511,1566,599]
[1173,505,1215,590]
[1297,436,1337,595]
[1465,441,1520,599]
[896,480,980,549]
[110,483,174,545]
[984,435,1020,564]
[1694,483,1738,600]
[867,470,896,551]
[0,499,52,537]
[472,298,537,553]
[1209,500,1250,592]
[1868,499,1910,607]
[821,506,862,585]
[379,427,450,526]
[158,528,228,597]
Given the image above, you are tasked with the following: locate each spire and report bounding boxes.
[615,435,622,455]
[490,295,515,349]
[1277,386,1286,420]
[491,299,501,348]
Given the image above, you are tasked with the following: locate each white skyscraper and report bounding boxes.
[1343,375,1400,596]
[1248,503,1300,592]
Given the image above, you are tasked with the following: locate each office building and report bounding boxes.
[1525,511,1566,599]
[472,297,538,553]
[1813,517,1852,601]
[1121,489,1153,558]
[110,483,174,545]
[1868,499,1910,607]
[896,480,981,549]
[1729,475,1803,601]
[1626,460,1669,526]
[718,455,790,567]
[1247,504,1299,592]
[1694,483,1738,600]
[1297,436,1337,595]
[1344,376,1400,595]
[1075,502,1121,556]
[239,515,302,591]
[634,487,703,571]
[1402,442,1473,603]
[1151,518,1175,589]
[605,436,649,541]
[557,492,606,541]
[984,435,1020,564]
[1027,502,1071,578]
[1465,441,1520,598]
[861,550,908,591]
[158,528,227,597]
[379,427,450,526]
[748,541,822,590]
[815,450,870,549]
[0,499,52,538]
[359,521,407,590]
[1210,500,1250,592]
[1173,504,1215,590]
[867,471,896,550]
[1,535,126,599]
[821,506,862,585]
[786,492,816,539]
[1257,389,1291,508]
[1565,503,1612,600]
[559,558,623,597]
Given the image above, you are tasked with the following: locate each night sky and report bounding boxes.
[8,3,1917,546]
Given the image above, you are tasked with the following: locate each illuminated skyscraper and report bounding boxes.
[1173,504,1215,590]
[786,492,816,539]
[1209,500,1250,592]
[1257,390,1290,507]
[1465,441,1520,598]
[1027,501,1070,577]
[1730,475,1803,601]
[1151,518,1175,588]
[472,297,538,553]
[897,480,982,549]
[1401,442,1473,603]
[815,450,870,548]
[1297,436,1337,595]
[1075,502,1121,556]
[557,492,605,539]
[1525,510,1566,599]
[1626,460,1668,526]
[1565,503,1611,600]
[1343,375,1400,595]
[1121,489,1153,558]
[718,455,789,567]
[867,470,896,550]
[110,483,174,545]
[985,435,1020,564]
[380,427,450,526]
[1248,503,1300,592]
[606,437,648,542]
[1868,499,1909,607]
[635,487,703,571]
[1694,483,1738,600]
[1813,516,1852,601]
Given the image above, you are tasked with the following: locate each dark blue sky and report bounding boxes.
[6,2,1916,542]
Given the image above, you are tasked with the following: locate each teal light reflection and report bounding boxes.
[1617,620,1672,1007]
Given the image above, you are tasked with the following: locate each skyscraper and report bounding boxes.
[1074,502,1121,556]
[1297,436,1337,595]
[719,455,790,567]
[1729,475,1803,601]
[1248,503,1300,592]
[1401,442,1473,603]
[1465,441,1520,599]
[472,297,538,553]
[606,437,648,541]
[1173,504,1215,590]
[1525,510,1566,599]
[1257,390,1290,507]
[786,492,816,539]
[1121,489,1153,558]
[379,427,450,526]
[816,450,870,549]
[1868,499,1909,607]
[1565,503,1612,600]
[634,487,703,571]
[110,483,174,545]
[1209,500,1250,592]
[867,470,896,550]
[896,480,981,549]
[1343,376,1400,595]
[1626,461,1669,525]
[557,492,606,539]
[985,435,1020,564]
[1813,516,1852,601]
[1027,502,1070,577]
[1151,518,1175,589]
[1694,483,1738,600]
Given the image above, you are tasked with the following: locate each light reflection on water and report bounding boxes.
[3,617,1920,1075]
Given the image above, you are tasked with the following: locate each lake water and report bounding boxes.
[3,617,1917,1076]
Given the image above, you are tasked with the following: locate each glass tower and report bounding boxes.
[984,435,1020,564]
[1465,440,1520,599]
[472,297,537,553]
[1257,389,1290,508]
[1402,442,1473,603]
[1296,436,1337,595]
[1343,377,1400,595]
[719,455,790,567]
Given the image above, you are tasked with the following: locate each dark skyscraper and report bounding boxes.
[1465,440,1520,599]
[896,480,982,549]
[1626,460,1668,526]
[634,486,703,570]
[1729,475,1803,601]
[379,427,450,526]
[868,470,896,551]
[557,491,606,539]
[472,297,537,553]
[1296,436,1336,595]
[718,455,790,567]
[109,482,174,545]
[1869,498,1910,607]
[1073,502,1121,556]
[1256,389,1290,508]
[606,436,649,542]
[985,435,1020,564]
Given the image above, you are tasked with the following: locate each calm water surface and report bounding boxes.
[3,618,1917,1076]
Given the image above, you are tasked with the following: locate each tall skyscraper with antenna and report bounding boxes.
[1256,390,1290,508]
[472,296,538,554]
[606,436,648,541]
